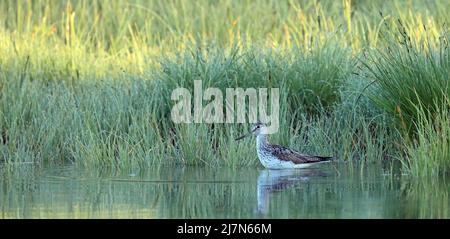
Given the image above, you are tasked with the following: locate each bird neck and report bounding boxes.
[256,134,269,149]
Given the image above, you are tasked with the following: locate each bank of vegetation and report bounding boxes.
[0,0,449,177]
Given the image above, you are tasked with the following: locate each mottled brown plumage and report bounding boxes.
[266,144,333,164]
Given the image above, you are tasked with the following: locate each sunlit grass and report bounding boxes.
[364,24,450,136]
[1,0,448,77]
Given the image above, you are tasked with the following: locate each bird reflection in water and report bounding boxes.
[256,169,328,215]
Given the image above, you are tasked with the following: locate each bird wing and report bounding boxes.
[267,144,333,164]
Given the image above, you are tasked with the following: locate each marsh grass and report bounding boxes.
[404,101,450,178]
[0,46,398,169]
[1,0,448,77]
[364,23,450,136]
[0,0,449,175]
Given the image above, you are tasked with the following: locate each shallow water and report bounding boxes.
[0,163,449,218]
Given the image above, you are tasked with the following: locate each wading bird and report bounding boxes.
[235,122,334,169]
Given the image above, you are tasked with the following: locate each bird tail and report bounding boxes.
[315,156,335,162]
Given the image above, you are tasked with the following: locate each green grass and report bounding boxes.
[0,46,399,169]
[364,24,450,136]
[403,101,450,178]
[0,0,450,178]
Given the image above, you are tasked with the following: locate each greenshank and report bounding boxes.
[235,122,333,169]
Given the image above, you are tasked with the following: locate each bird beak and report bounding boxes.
[235,132,251,141]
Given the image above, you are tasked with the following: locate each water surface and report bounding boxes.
[1,163,448,218]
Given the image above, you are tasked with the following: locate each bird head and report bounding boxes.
[235,122,267,141]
